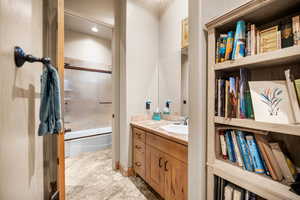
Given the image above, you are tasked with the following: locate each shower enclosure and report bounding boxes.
[64,67,112,157]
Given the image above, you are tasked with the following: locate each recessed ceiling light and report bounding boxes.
[91,27,98,32]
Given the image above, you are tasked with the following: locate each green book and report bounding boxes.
[245,91,254,119]
[295,79,300,105]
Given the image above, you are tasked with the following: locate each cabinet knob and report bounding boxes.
[135,162,141,167]
[164,160,169,171]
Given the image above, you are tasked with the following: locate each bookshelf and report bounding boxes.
[214,45,300,71]
[206,0,300,199]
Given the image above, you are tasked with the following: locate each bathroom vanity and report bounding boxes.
[131,120,188,200]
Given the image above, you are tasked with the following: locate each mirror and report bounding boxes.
[157,0,189,117]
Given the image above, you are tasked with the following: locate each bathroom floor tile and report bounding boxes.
[66,148,162,200]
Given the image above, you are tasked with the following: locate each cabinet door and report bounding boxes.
[146,145,165,197]
[164,154,188,200]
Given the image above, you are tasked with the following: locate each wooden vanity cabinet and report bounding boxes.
[132,127,188,200]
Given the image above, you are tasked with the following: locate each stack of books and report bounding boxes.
[215,15,300,63]
[215,68,253,119]
[214,176,265,200]
[216,68,300,124]
[218,128,298,184]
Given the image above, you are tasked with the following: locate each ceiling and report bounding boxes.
[65,0,114,26]
[64,11,113,40]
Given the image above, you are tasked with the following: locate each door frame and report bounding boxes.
[52,0,121,199]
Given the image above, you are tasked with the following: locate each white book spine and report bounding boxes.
[220,133,227,158]
[250,24,256,55]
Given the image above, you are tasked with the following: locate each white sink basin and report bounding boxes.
[161,124,188,135]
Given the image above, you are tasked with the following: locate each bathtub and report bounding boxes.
[64,127,112,158]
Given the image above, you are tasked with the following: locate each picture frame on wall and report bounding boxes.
[182,18,189,49]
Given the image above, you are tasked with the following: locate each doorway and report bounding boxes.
[62,1,114,198]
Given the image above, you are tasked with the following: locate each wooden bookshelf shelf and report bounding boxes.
[209,160,300,200]
[214,45,300,71]
[214,116,300,136]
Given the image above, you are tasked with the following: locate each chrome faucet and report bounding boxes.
[181,116,189,125]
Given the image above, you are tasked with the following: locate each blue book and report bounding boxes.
[245,135,265,174]
[225,130,236,162]
[236,131,254,172]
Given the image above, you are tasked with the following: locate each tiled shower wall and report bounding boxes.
[64,69,112,132]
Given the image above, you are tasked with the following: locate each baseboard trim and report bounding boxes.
[118,163,134,177]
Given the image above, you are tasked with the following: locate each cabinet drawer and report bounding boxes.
[134,139,145,154]
[133,151,146,179]
[133,128,146,143]
[146,133,188,164]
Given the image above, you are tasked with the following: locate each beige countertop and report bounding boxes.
[130,120,188,146]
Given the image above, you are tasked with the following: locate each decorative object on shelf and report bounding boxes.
[181,18,189,49]
[259,26,279,53]
[249,81,295,124]
[281,18,294,48]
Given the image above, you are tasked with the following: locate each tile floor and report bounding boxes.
[66,148,162,200]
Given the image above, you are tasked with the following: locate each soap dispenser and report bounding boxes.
[145,99,152,116]
[163,100,172,115]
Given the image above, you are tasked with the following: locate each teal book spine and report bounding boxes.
[245,135,265,174]
[236,131,254,172]
[225,130,236,162]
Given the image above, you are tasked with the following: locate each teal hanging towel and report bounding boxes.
[38,63,62,136]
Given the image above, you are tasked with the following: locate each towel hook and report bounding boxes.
[14,46,51,68]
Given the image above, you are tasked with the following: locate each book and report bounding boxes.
[233,187,244,200]
[249,81,295,124]
[225,80,230,118]
[235,77,240,118]
[239,68,250,118]
[231,130,244,167]
[224,184,234,200]
[225,130,236,162]
[232,20,246,60]
[220,178,225,200]
[251,24,257,55]
[281,19,294,48]
[245,91,254,119]
[285,69,300,123]
[256,30,260,54]
[229,77,237,118]
[277,30,282,49]
[295,79,300,103]
[236,130,254,172]
[216,37,221,63]
[225,31,234,60]
[292,15,300,46]
[219,34,228,62]
[259,26,279,53]
[255,135,283,181]
[245,135,265,174]
[218,79,225,117]
[269,142,296,183]
[219,130,228,159]
[246,23,251,56]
